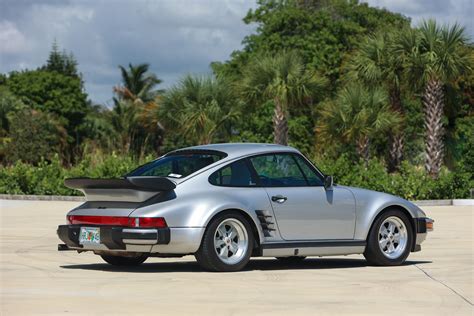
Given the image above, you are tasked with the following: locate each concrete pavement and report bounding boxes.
[0,200,472,315]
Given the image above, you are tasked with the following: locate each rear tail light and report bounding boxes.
[67,215,167,228]
[128,217,167,228]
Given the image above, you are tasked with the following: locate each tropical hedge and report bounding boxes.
[0,153,471,199]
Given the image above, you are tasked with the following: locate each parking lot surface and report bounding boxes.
[0,200,472,315]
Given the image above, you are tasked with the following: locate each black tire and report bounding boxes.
[100,254,148,266]
[364,209,413,266]
[195,211,254,272]
[276,256,306,263]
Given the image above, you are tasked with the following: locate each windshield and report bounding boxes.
[127,151,225,178]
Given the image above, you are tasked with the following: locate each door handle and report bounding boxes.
[271,195,287,203]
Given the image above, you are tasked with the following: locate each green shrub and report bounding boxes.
[0,153,146,196]
[314,154,471,200]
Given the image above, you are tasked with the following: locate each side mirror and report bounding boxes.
[324,175,333,190]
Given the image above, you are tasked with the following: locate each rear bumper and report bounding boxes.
[57,225,204,254]
[413,217,434,252]
[57,225,170,250]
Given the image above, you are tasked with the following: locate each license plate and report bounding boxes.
[79,227,100,245]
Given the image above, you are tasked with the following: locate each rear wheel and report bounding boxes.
[100,254,148,266]
[195,211,253,272]
[364,209,413,266]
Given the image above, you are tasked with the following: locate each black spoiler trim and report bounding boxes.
[64,176,176,192]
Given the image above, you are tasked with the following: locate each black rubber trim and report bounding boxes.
[416,218,428,233]
[261,240,366,249]
[57,225,171,251]
[157,228,170,244]
[58,243,74,251]
[100,227,125,249]
[166,149,227,158]
[57,225,82,248]
[121,230,157,240]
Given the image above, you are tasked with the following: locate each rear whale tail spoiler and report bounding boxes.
[64,177,177,191]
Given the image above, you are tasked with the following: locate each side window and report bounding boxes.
[249,154,307,187]
[209,159,256,187]
[292,155,324,186]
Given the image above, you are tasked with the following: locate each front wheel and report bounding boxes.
[195,211,253,272]
[100,254,148,266]
[364,209,413,266]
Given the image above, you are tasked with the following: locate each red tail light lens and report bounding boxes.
[67,215,167,228]
[67,215,130,226]
[130,217,167,228]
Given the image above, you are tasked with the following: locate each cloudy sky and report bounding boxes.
[0,0,472,106]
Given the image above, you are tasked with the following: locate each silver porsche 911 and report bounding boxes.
[58,143,433,272]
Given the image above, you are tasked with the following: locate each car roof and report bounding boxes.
[172,143,300,160]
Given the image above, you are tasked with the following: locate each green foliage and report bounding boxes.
[5,109,67,164]
[316,84,401,160]
[0,154,147,196]
[409,20,472,87]
[116,63,162,103]
[0,87,26,133]
[215,0,409,86]
[315,154,472,200]
[160,75,239,145]
[240,51,327,111]
[0,4,472,200]
[1,153,470,199]
[239,50,327,144]
[6,70,88,124]
[44,41,80,78]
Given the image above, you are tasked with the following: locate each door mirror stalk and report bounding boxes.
[324,175,334,190]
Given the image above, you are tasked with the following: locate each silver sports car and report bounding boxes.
[58,143,433,272]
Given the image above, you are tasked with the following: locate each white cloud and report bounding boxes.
[0,0,256,104]
[0,0,470,105]
[365,0,473,40]
[0,21,29,54]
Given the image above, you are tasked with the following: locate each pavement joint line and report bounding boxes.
[414,264,473,307]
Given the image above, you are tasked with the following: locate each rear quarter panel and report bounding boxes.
[129,169,278,244]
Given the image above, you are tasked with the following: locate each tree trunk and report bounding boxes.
[423,79,444,178]
[357,136,370,167]
[388,134,404,172]
[387,87,404,173]
[273,99,288,145]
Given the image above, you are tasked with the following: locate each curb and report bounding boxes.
[0,194,85,202]
[1,194,473,206]
[413,199,474,206]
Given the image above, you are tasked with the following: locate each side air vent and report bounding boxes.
[255,210,276,237]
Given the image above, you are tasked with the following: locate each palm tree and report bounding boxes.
[111,98,139,153]
[351,32,405,172]
[398,20,472,178]
[112,63,164,155]
[316,85,401,166]
[114,63,162,103]
[240,51,326,145]
[160,75,239,145]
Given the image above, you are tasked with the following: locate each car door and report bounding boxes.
[249,153,355,240]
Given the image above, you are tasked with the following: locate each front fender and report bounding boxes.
[344,186,422,240]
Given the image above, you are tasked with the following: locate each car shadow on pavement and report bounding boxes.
[60,258,432,273]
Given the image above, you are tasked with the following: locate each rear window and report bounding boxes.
[127,151,225,178]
